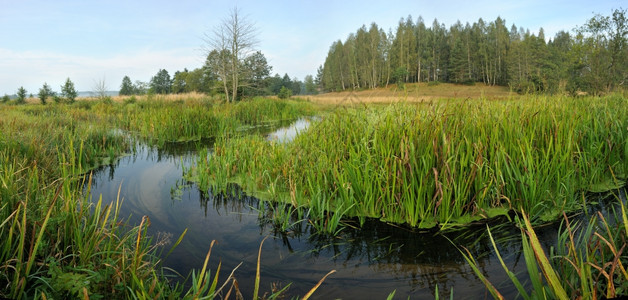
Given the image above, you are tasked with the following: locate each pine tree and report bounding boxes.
[38,82,53,105]
[16,87,27,105]
[150,69,172,94]
[61,78,78,103]
[119,76,134,96]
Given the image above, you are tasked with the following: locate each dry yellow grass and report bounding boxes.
[96,92,211,102]
[17,92,214,105]
[308,82,515,104]
[20,84,513,105]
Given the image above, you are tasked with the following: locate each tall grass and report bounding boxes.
[461,198,628,299]
[0,97,323,298]
[0,102,167,299]
[190,95,627,232]
[117,96,315,146]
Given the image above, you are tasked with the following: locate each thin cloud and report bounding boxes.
[0,48,198,93]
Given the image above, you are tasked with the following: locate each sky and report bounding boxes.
[0,0,623,95]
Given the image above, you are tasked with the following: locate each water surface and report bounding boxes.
[87,123,626,299]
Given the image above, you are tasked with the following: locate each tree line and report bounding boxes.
[319,8,627,95]
[120,8,318,100]
[3,8,318,104]
[5,8,623,104]
[118,64,317,98]
[2,78,79,105]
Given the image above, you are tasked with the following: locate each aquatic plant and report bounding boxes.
[118,96,315,146]
[190,95,627,232]
[0,97,326,298]
[461,199,628,299]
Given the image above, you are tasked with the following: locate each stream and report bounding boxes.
[86,120,626,299]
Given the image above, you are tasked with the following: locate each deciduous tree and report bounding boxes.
[92,77,108,99]
[304,75,317,95]
[242,51,271,96]
[172,69,188,94]
[204,7,258,102]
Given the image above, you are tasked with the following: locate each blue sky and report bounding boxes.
[0,0,622,95]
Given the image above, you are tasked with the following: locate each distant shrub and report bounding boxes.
[123,95,137,105]
[101,96,114,105]
[146,89,156,101]
[1,94,9,103]
[511,79,537,95]
[460,80,475,86]
[278,86,292,99]
[427,81,441,86]
[393,67,408,88]
[74,100,93,110]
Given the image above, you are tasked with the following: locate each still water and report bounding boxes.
[86,122,625,299]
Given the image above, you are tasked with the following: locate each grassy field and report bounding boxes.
[307,82,514,104]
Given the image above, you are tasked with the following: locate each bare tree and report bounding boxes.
[92,77,108,99]
[204,7,258,102]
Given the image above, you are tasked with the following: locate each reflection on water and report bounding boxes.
[266,118,314,143]
[86,130,627,299]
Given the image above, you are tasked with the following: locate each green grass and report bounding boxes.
[1,93,625,298]
[0,96,323,299]
[189,95,627,233]
[461,199,628,299]
[117,96,316,146]
[0,104,153,299]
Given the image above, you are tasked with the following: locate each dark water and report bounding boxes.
[86,123,626,299]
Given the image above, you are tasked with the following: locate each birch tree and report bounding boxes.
[204,7,258,102]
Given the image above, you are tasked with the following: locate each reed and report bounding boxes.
[190,95,627,233]
[0,97,326,298]
[461,197,628,299]
[117,96,315,146]
[0,102,171,298]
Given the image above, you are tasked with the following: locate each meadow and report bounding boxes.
[307,82,515,104]
[1,91,626,298]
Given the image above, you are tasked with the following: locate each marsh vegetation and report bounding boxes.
[1,6,627,300]
[1,91,625,299]
[190,95,627,231]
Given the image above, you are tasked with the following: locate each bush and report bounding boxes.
[74,100,94,110]
[123,96,137,105]
[393,66,408,88]
[101,96,114,105]
[1,94,9,103]
[277,86,292,99]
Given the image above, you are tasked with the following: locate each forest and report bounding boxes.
[320,8,627,95]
